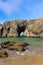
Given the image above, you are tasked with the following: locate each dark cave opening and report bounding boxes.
[1,27,3,37]
[17,25,26,37]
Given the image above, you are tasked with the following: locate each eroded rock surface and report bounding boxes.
[0,41,43,58]
[0,48,8,58]
[0,41,30,58]
[1,42,30,51]
[0,18,43,37]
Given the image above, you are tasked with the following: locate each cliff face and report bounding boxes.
[0,18,43,38]
[0,24,3,37]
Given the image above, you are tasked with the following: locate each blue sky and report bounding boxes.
[0,0,43,23]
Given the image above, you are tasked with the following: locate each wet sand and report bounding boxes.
[0,48,43,65]
[1,55,43,65]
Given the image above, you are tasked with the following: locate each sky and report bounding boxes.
[0,0,43,23]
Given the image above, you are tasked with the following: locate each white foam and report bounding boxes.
[17,51,25,56]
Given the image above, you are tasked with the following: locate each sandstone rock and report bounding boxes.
[0,48,8,58]
[14,42,29,51]
[0,18,43,37]
[2,22,10,37]
[24,28,29,37]
[1,41,10,48]
[6,42,15,50]
[1,42,29,51]
[7,21,18,37]
[1,42,15,50]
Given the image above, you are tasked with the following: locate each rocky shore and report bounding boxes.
[0,18,43,38]
[0,41,30,58]
[0,41,43,65]
[0,41,43,58]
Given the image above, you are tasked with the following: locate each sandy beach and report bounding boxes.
[0,55,43,65]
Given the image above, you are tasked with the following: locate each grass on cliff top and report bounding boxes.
[0,37,43,46]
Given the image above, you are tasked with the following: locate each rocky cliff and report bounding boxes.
[0,18,43,38]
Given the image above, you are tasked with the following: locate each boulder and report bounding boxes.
[1,42,29,51]
[0,48,8,58]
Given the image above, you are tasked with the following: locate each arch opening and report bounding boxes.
[17,25,26,37]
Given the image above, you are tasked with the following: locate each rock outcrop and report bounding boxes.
[1,42,29,51]
[0,18,43,37]
[0,24,3,37]
[0,48,8,58]
[0,41,30,58]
